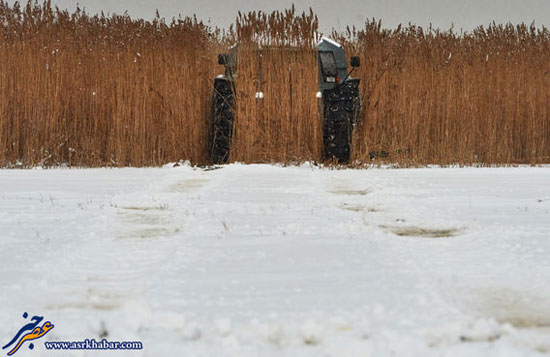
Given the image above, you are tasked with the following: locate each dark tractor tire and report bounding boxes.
[322,79,361,164]
[211,78,234,164]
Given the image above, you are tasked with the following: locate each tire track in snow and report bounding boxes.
[46,168,212,313]
[318,170,470,332]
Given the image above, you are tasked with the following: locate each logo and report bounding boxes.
[2,312,54,356]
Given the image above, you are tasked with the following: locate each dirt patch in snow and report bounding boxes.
[339,203,380,212]
[120,205,169,211]
[118,227,180,239]
[339,203,364,212]
[469,287,550,329]
[167,179,208,193]
[382,225,460,238]
[118,212,170,225]
[330,189,370,196]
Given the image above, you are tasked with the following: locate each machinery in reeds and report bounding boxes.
[211,37,361,164]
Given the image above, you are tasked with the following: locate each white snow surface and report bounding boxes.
[1,164,550,356]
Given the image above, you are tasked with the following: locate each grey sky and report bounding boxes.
[40,0,550,33]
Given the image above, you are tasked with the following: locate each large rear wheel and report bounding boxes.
[211,78,234,164]
[322,79,360,163]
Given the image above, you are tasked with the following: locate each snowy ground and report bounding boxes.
[1,164,550,356]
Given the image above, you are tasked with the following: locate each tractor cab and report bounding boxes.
[317,37,359,92]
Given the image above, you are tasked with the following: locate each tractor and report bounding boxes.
[210,37,361,164]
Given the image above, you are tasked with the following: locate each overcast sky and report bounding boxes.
[35,0,550,33]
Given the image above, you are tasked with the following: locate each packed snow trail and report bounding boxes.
[1,165,550,356]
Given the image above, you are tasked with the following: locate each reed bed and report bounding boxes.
[0,0,218,166]
[1,1,550,167]
[345,21,550,165]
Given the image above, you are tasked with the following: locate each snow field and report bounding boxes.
[1,164,550,356]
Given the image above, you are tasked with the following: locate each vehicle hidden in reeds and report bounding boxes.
[210,37,362,164]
